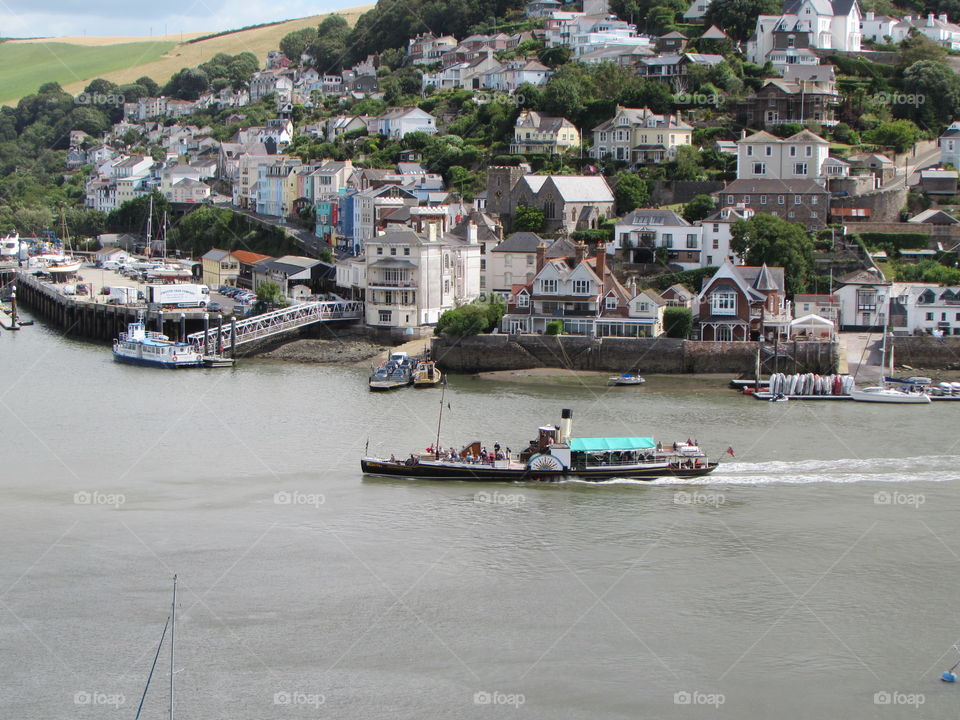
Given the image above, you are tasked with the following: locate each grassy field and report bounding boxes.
[2,6,372,106]
[0,41,175,103]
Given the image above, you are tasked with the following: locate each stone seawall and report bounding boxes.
[432,335,838,374]
[892,336,960,370]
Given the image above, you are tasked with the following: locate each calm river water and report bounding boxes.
[3,312,960,719]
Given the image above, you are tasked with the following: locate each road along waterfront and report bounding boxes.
[3,308,960,719]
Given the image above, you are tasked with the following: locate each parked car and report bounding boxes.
[207,301,223,313]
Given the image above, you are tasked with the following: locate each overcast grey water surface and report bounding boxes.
[3,314,960,719]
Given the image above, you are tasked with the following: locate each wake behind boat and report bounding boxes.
[361,409,718,482]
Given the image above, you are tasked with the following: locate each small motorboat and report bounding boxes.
[608,373,645,386]
[413,360,443,388]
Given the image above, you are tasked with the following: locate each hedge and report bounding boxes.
[858,232,931,250]
[570,229,613,244]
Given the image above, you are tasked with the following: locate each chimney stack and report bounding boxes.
[427,222,437,244]
[467,221,478,244]
[595,247,606,283]
[575,241,587,264]
[535,241,547,273]
[940,13,948,22]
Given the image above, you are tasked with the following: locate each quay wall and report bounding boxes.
[892,336,960,370]
[9,271,218,343]
[432,334,839,374]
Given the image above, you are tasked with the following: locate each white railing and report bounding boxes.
[186,300,363,353]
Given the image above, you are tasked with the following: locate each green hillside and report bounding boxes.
[0,41,175,104]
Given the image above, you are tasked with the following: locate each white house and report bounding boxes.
[939,121,960,169]
[368,107,437,139]
[860,11,898,42]
[892,13,960,48]
[890,283,960,335]
[364,224,481,333]
[736,129,830,183]
[747,0,862,65]
[834,268,892,329]
[700,205,752,267]
[612,208,704,269]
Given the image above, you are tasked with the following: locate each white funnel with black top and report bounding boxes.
[558,409,573,445]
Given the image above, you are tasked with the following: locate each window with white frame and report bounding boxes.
[752,162,766,175]
[605,295,617,310]
[794,163,807,175]
[811,196,818,204]
[517,293,529,307]
[540,278,558,293]
[760,195,767,205]
[778,195,785,204]
[711,291,737,315]
[662,233,673,247]
[573,279,590,294]
[686,233,698,248]
[794,195,802,204]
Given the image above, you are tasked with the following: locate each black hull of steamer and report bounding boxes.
[361,408,721,483]
[360,459,719,482]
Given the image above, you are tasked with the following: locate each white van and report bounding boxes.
[101,260,122,271]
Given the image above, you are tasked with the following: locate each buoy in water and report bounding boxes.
[942,671,957,683]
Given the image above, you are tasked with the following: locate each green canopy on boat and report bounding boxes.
[568,437,656,452]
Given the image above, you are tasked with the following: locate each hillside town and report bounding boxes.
[6,0,960,350]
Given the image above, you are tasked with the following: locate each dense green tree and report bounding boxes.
[730,214,816,295]
[682,194,716,223]
[107,191,173,234]
[663,306,693,338]
[705,0,780,41]
[614,173,650,214]
[253,280,290,313]
[436,303,490,337]
[136,76,160,96]
[164,67,210,100]
[280,27,318,63]
[513,204,545,232]
[309,15,351,72]
[670,146,707,181]
[538,45,572,68]
[897,32,947,68]
[864,119,921,153]
[899,60,960,127]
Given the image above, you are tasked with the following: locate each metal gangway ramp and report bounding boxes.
[187,300,363,354]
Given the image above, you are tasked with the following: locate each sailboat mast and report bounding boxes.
[434,379,446,459]
[169,574,176,720]
[146,195,154,256]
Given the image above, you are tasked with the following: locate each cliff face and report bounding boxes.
[432,335,839,375]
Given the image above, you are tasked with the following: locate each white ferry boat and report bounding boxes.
[112,317,204,369]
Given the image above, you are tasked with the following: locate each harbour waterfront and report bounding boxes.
[4,310,960,718]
